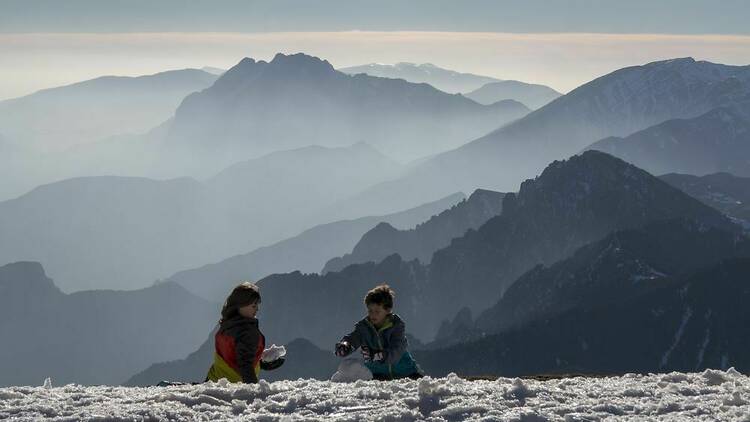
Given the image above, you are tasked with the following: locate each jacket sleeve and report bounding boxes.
[384,321,408,365]
[235,324,260,383]
[340,322,364,351]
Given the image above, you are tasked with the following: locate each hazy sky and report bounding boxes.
[1,0,749,100]
[3,0,749,34]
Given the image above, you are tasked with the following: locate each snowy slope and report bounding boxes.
[2,370,748,421]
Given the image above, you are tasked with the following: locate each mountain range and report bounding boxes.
[342,58,750,215]
[473,219,748,337]
[213,151,735,351]
[0,143,408,292]
[412,150,735,338]
[323,189,504,273]
[0,55,530,200]
[661,172,750,226]
[587,100,750,177]
[0,261,216,386]
[167,192,464,303]
[165,53,530,175]
[418,253,750,376]
[338,62,501,94]
[340,62,562,109]
[0,69,218,152]
[6,148,744,387]
[127,149,748,384]
[4,54,750,386]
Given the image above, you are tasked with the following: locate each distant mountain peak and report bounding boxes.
[0,261,60,295]
[526,150,635,190]
[468,188,500,200]
[392,62,438,69]
[236,57,258,67]
[269,52,335,73]
[508,150,736,234]
[337,62,501,93]
[648,57,696,66]
[207,53,339,94]
[0,261,48,281]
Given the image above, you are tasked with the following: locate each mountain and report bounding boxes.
[166,53,529,173]
[0,261,216,386]
[201,66,226,75]
[343,58,750,214]
[417,257,750,377]
[0,69,218,151]
[168,192,465,303]
[323,189,504,273]
[586,102,750,177]
[125,336,337,386]
[415,151,735,337]
[245,151,735,348]
[661,172,750,226]
[0,142,410,292]
[464,80,562,109]
[338,62,500,94]
[473,219,750,337]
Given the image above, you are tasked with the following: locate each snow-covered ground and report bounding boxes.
[2,369,749,421]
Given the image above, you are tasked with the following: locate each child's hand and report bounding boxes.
[260,357,285,371]
[361,346,386,363]
[335,341,352,357]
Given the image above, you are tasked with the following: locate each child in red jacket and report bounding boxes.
[206,282,283,383]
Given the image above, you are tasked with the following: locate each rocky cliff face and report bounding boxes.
[323,189,505,273]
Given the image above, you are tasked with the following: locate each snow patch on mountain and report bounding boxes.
[2,370,749,421]
[661,306,694,368]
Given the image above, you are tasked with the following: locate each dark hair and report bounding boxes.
[220,282,261,323]
[364,284,395,310]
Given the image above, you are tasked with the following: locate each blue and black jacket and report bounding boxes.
[340,313,422,379]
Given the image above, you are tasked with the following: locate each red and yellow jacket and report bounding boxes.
[206,316,265,383]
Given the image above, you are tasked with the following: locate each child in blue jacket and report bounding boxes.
[335,284,423,380]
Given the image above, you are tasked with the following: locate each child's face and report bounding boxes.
[367,303,390,327]
[239,301,259,319]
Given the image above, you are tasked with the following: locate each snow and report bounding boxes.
[3,369,750,421]
[660,306,693,368]
[330,357,373,382]
[261,344,287,363]
[695,327,711,370]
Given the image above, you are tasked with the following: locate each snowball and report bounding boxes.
[261,344,286,362]
[330,358,372,382]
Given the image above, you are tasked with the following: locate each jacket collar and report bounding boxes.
[362,313,400,331]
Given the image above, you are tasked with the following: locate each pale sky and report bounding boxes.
[2,32,750,100]
[2,0,748,34]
